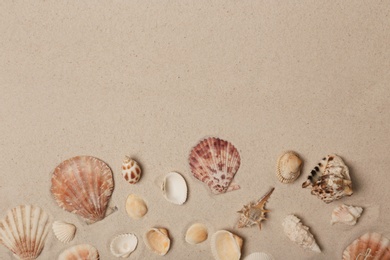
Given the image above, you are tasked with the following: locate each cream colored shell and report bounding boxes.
[211,230,243,260]
[185,223,208,245]
[58,244,99,260]
[143,228,171,256]
[125,194,148,219]
[52,221,76,243]
[276,151,302,183]
[161,172,188,205]
[331,204,363,225]
[110,233,138,258]
[244,252,275,260]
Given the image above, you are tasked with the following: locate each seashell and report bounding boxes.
[52,221,76,243]
[0,205,51,260]
[125,194,148,219]
[51,156,115,224]
[211,230,243,260]
[342,232,390,260]
[237,188,274,230]
[331,204,363,225]
[161,172,188,205]
[189,137,241,195]
[302,154,353,203]
[110,233,138,258]
[276,151,302,183]
[58,244,99,260]
[244,252,275,260]
[185,223,208,245]
[121,157,141,184]
[282,215,321,253]
[144,228,171,256]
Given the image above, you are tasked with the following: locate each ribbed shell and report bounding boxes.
[211,230,243,260]
[276,151,302,183]
[58,244,99,260]
[52,221,76,243]
[51,156,114,224]
[189,137,241,194]
[0,205,50,260]
[342,232,390,260]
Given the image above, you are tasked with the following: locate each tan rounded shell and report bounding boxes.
[185,223,208,245]
[58,244,99,260]
[342,232,390,260]
[211,230,243,260]
[122,157,141,184]
[125,194,148,219]
[144,228,171,256]
[276,151,302,183]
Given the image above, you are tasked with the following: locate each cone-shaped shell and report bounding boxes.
[276,151,302,183]
[331,204,363,225]
[161,172,187,205]
[211,230,243,260]
[244,252,275,260]
[144,228,171,256]
[121,157,141,184]
[185,223,208,245]
[342,232,390,260]
[189,137,241,195]
[58,244,99,260]
[125,194,148,219]
[110,233,138,258]
[52,221,76,243]
[51,156,114,224]
[0,205,51,260]
[282,215,321,253]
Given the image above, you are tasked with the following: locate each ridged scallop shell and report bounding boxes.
[302,154,353,203]
[125,194,148,219]
[276,151,302,183]
[144,228,171,256]
[121,157,141,184]
[237,188,274,230]
[110,233,138,258]
[0,205,51,260]
[244,252,275,260]
[211,230,243,260]
[185,223,208,245]
[161,172,188,205]
[52,221,76,243]
[342,232,390,260]
[282,215,321,253]
[58,244,99,260]
[331,204,363,225]
[189,137,241,195]
[51,156,114,224]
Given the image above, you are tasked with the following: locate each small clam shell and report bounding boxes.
[276,151,302,183]
[185,223,208,245]
[161,172,187,205]
[122,157,141,184]
[110,233,138,258]
[52,221,76,243]
[244,252,275,260]
[125,194,148,219]
[144,228,171,256]
[211,230,243,260]
[58,244,99,260]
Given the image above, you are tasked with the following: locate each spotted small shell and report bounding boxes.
[122,157,141,184]
[276,151,302,184]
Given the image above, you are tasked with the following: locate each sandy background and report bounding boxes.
[1,1,390,259]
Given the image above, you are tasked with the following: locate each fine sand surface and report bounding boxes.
[1,1,390,259]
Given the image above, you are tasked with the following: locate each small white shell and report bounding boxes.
[185,223,208,245]
[52,221,76,243]
[110,233,138,258]
[58,244,99,260]
[143,228,171,256]
[122,157,141,184]
[244,252,275,260]
[211,230,243,260]
[331,204,363,225]
[276,151,302,183]
[125,194,148,219]
[161,172,187,205]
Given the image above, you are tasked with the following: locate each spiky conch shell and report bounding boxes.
[0,205,51,260]
[50,156,114,224]
[331,204,363,225]
[210,230,243,260]
[342,232,390,260]
[276,151,302,184]
[189,137,241,195]
[52,221,76,243]
[58,244,99,260]
[282,215,321,253]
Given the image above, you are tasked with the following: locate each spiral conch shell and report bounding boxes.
[342,232,390,260]
[52,221,76,243]
[282,215,321,253]
[144,228,171,256]
[122,157,141,184]
[331,204,363,225]
[302,154,353,203]
[51,156,115,224]
[58,244,99,260]
[211,230,243,260]
[276,151,302,183]
[0,205,51,260]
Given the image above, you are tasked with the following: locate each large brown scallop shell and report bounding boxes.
[51,156,114,224]
[342,232,390,260]
[189,137,241,194]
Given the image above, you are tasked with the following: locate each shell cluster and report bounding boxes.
[276,151,302,183]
